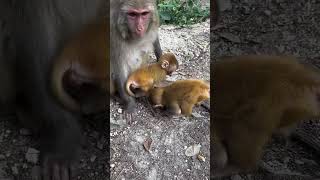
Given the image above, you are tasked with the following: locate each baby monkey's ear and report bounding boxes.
[161,60,169,69]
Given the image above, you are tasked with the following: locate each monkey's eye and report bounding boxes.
[141,11,150,16]
[127,12,138,17]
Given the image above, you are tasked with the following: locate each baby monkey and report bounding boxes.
[211,55,320,178]
[126,52,178,97]
[149,79,210,116]
[51,21,108,113]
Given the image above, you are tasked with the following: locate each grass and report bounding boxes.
[157,0,209,26]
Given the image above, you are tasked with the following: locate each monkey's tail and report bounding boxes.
[51,57,81,112]
[125,77,137,97]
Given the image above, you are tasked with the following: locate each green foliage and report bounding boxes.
[157,0,209,26]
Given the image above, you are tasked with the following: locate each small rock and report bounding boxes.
[185,144,201,157]
[301,158,317,165]
[110,117,126,126]
[197,154,205,162]
[165,149,171,153]
[97,141,104,150]
[90,155,97,162]
[89,131,99,138]
[283,157,290,164]
[0,154,5,160]
[192,112,203,118]
[219,33,241,43]
[242,6,251,14]
[246,174,253,180]
[295,159,304,165]
[277,45,285,53]
[25,148,40,164]
[143,137,153,152]
[31,166,41,179]
[110,164,115,168]
[5,152,11,157]
[230,47,243,55]
[11,165,19,175]
[22,163,28,169]
[264,10,272,16]
[231,174,243,180]
[0,167,5,178]
[19,128,31,136]
[218,0,232,11]
[5,130,11,134]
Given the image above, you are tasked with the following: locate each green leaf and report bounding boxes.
[160,12,172,21]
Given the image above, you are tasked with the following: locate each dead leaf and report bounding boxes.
[144,137,153,152]
[197,153,205,162]
[185,144,201,157]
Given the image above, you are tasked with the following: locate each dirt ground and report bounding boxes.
[212,0,320,179]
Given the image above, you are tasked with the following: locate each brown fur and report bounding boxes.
[211,55,320,177]
[126,52,178,97]
[149,79,210,116]
[51,21,108,112]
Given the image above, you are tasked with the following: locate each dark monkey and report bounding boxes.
[0,0,106,179]
[211,55,320,177]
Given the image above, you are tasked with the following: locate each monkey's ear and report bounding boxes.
[161,60,169,69]
[131,81,140,89]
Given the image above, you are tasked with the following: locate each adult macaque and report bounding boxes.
[126,52,178,97]
[51,21,108,114]
[110,0,161,111]
[211,55,320,178]
[149,79,210,116]
[0,1,106,179]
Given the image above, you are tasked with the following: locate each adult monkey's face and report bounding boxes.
[120,0,156,39]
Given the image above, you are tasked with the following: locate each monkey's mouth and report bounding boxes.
[135,28,145,37]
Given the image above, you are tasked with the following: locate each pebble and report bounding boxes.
[0,154,5,160]
[19,128,31,136]
[90,155,97,162]
[25,148,39,164]
[231,174,243,180]
[11,165,19,175]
